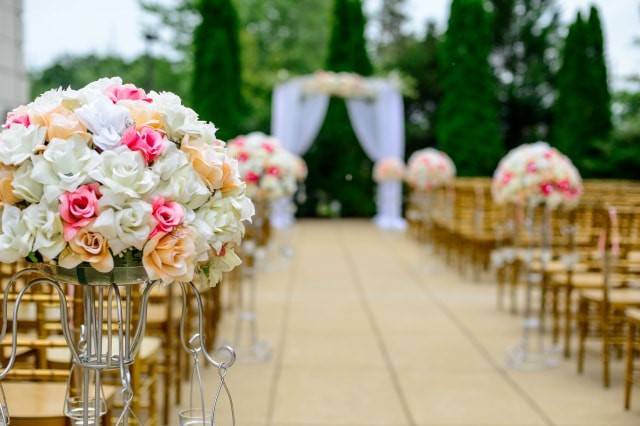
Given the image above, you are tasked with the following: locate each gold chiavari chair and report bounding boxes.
[576,206,640,387]
[624,307,640,410]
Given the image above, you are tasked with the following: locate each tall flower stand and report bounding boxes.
[228,202,272,363]
[505,205,560,370]
[0,264,235,425]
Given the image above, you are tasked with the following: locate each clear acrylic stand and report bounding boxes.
[505,205,560,370]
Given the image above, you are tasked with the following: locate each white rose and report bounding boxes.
[203,248,242,288]
[92,193,153,254]
[75,98,131,151]
[12,160,43,203]
[80,77,123,96]
[154,165,209,210]
[22,201,65,260]
[90,146,158,198]
[0,205,33,263]
[179,120,218,145]
[148,91,197,138]
[0,125,46,165]
[31,136,100,200]
[194,192,254,251]
[152,143,188,180]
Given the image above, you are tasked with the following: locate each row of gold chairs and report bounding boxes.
[407,178,640,411]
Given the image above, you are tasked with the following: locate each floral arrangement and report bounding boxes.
[302,71,376,99]
[492,141,582,209]
[293,155,308,182]
[373,157,405,183]
[227,132,298,201]
[0,77,254,285]
[405,148,456,191]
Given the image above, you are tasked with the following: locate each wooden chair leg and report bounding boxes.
[497,264,505,310]
[577,298,588,374]
[149,357,158,426]
[509,261,520,315]
[602,303,611,388]
[625,322,636,410]
[564,286,574,359]
[551,285,560,344]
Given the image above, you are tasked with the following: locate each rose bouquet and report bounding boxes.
[0,77,254,285]
[405,148,456,191]
[492,141,582,209]
[373,157,405,183]
[227,133,298,201]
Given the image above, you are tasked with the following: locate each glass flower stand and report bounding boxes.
[505,205,560,370]
[0,264,236,426]
[227,245,272,363]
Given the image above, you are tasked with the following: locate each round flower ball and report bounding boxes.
[492,141,582,209]
[373,157,405,183]
[405,148,456,191]
[227,132,298,201]
[0,77,254,285]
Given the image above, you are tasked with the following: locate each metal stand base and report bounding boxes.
[505,317,560,371]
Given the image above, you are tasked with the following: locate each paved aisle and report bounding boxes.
[199,220,640,426]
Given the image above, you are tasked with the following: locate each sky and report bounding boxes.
[23,0,640,86]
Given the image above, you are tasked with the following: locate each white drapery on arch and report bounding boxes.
[270,75,406,230]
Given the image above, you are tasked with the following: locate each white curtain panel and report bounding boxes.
[347,82,406,230]
[271,79,329,228]
[271,78,406,230]
[374,181,406,230]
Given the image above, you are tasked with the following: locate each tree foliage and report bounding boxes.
[436,0,503,175]
[191,0,245,139]
[489,0,560,149]
[302,0,375,217]
[29,54,188,101]
[552,6,611,175]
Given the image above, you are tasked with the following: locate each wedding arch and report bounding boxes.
[270,72,406,230]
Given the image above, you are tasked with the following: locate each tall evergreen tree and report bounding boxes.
[552,7,611,174]
[585,6,612,140]
[302,0,375,217]
[436,0,502,175]
[489,0,560,149]
[191,0,244,139]
[552,14,588,157]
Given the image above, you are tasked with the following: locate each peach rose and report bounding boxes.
[0,165,18,205]
[119,100,163,131]
[142,226,196,284]
[58,229,114,273]
[30,105,88,141]
[181,135,240,193]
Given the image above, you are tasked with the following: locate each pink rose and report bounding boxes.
[245,171,260,184]
[237,151,249,162]
[540,182,553,196]
[150,197,184,239]
[106,84,151,103]
[59,183,102,241]
[122,126,167,164]
[266,165,280,177]
[526,161,537,173]
[262,142,275,153]
[3,109,30,129]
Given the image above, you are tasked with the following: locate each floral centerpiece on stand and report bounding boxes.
[404,148,456,192]
[227,132,298,201]
[491,141,582,209]
[0,77,254,286]
[373,157,405,183]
